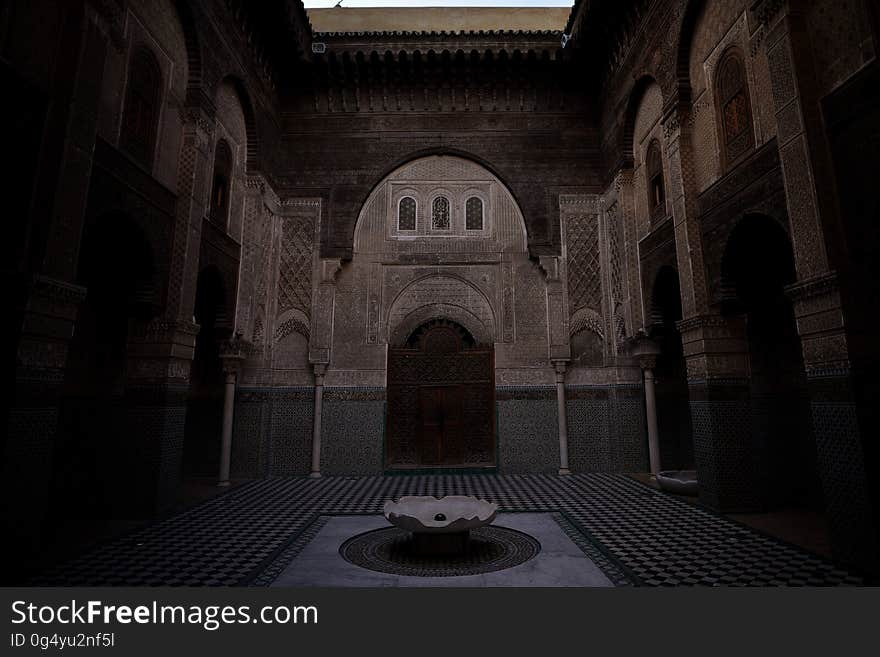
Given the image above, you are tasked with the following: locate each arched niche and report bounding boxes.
[328,153,551,385]
[353,154,528,255]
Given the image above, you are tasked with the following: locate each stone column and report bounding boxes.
[3,277,86,560]
[630,332,662,475]
[119,96,215,512]
[553,361,571,476]
[614,170,643,333]
[640,357,661,475]
[308,259,342,477]
[677,314,758,511]
[165,100,215,322]
[754,0,880,574]
[3,3,117,566]
[538,253,573,476]
[310,364,327,478]
[662,103,710,319]
[123,319,199,513]
[218,370,236,487]
[217,339,245,487]
[785,274,879,574]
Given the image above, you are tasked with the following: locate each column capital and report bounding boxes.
[676,314,750,381]
[24,275,87,323]
[638,355,658,371]
[219,334,248,376]
[625,331,661,371]
[551,360,569,382]
[785,271,853,376]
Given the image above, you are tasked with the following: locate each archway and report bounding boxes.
[386,319,495,470]
[183,266,228,477]
[650,266,693,470]
[721,215,823,511]
[56,213,158,527]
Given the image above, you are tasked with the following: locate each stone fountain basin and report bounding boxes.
[383,495,498,534]
[656,470,699,496]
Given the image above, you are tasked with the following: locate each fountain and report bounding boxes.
[656,470,699,496]
[383,495,498,556]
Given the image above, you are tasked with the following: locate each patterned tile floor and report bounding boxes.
[33,474,863,586]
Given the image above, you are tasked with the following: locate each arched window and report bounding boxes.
[398,196,416,231]
[465,197,484,231]
[646,139,665,217]
[120,47,162,169]
[716,50,755,168]
[210,140,233,227]
[432,196,450,230]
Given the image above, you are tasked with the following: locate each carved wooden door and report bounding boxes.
[418,386,463,465]
[387,320,495,469]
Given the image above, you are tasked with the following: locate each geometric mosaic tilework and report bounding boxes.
[690,398,760,511]
[320,400,385,475]
[810,399,876,570]
[232,389,315,478]
[611,395,648,472]
[32,474,863,587]
[268,399,313,476]
[497,399,560,474]
[566,398,611,472]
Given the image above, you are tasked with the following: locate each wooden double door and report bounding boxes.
[386,320,495,469]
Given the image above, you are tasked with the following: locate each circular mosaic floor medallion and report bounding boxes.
[339,525,541,577]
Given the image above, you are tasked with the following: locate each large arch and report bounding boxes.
[183,265,229,478]
[649,265,693,471]
[721,214,823,512]
[213,79,250,241]
[674,0,708,104]
[324,152,555,473]
[347,154,541,471]
[173,0,202,95]
[621,74,663,168]
[353,153,529,255]
[358,148,528,229]
[216,75,260,172]
[54,212,159,533]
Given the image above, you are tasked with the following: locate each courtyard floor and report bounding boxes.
[34,473,862,587]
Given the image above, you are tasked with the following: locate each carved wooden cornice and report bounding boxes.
[312,30,563,55]
[301,46,578,115]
